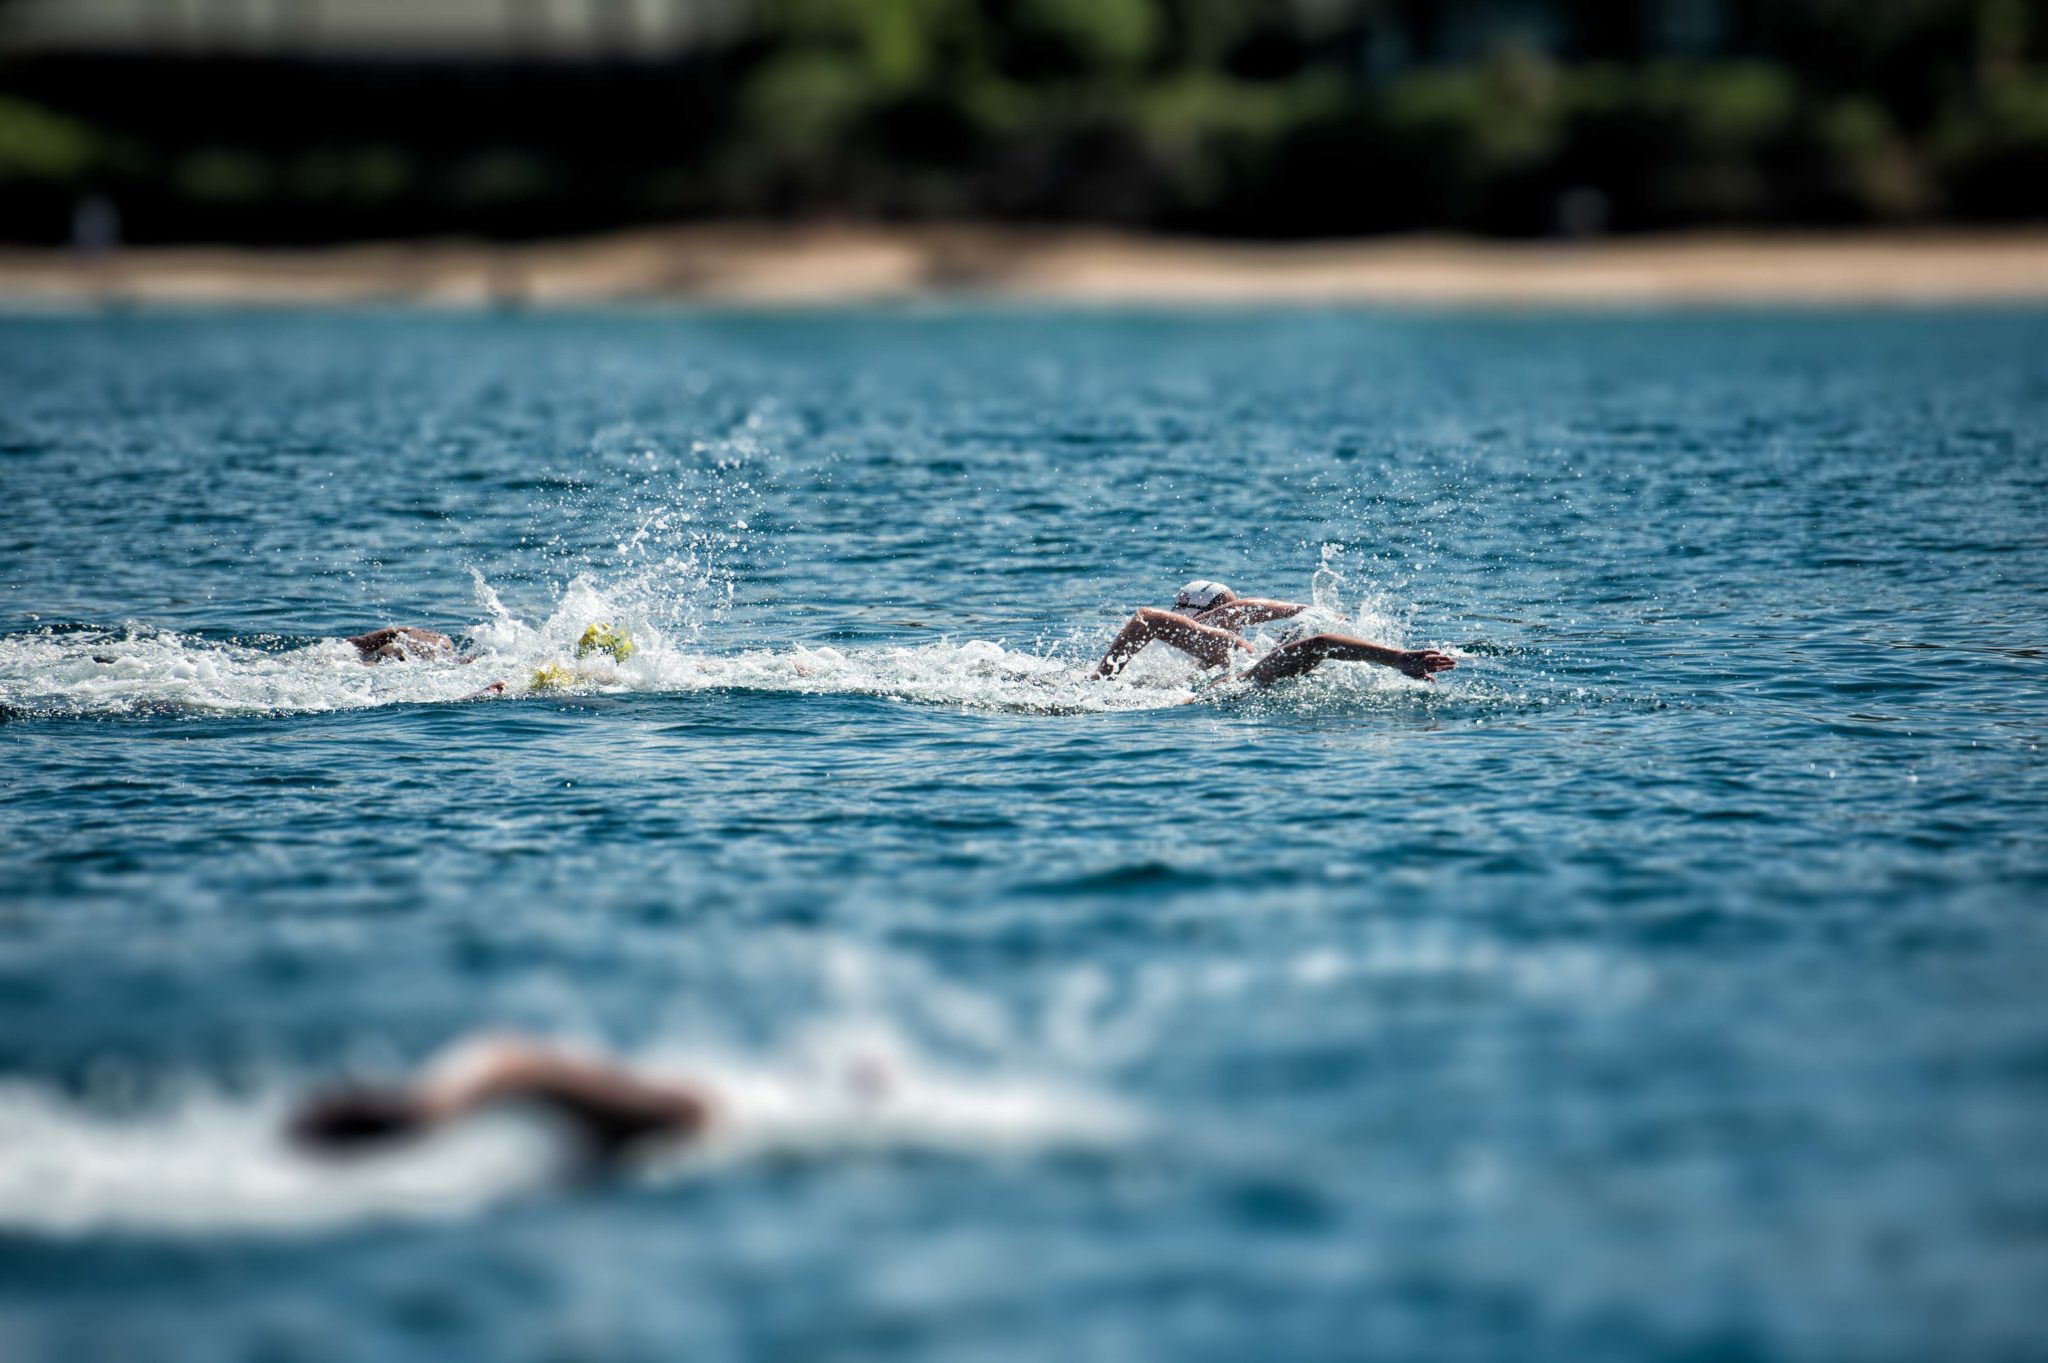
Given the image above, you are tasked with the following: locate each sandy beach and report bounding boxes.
[4,224,2047,308]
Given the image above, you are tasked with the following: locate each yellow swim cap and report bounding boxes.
[576,622,634,662]
[528,662,574,692]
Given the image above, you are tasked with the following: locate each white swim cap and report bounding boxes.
[1174,580,1232,611]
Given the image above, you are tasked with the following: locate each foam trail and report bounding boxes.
[0,568,1463,720]
[0,625,487,718]
[0,1082,558,1236]
[640,1022,1136,1167]
[0,1027,1135,1238]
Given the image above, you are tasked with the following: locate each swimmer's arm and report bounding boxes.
[1196,599,1307,629]
[348,626,455,664]
[1245,635,1456,687]
[1093,608,1253,678]
[290,1034,711,1160]
[418,1036,711,1144]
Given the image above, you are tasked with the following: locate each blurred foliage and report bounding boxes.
[0,96,107,181]
[1010,0,1159,76]
[0,0,2044,241]
[1935,78,2048,216]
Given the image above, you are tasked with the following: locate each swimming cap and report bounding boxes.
[528,662,574,692]
[1174,580,1232,611]
[576,623,634,661]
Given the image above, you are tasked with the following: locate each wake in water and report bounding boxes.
[0,565,1464,720]
[0,1019,1135,1237]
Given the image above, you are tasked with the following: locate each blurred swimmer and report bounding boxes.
[1091,580,1455,686]
[289,1033,714,1165]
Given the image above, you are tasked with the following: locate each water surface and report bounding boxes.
[3,308,2045,1362]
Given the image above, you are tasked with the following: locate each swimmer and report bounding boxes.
[1092,580,1455,687]
[347,626,457,664]
[459,621,638,698]
[344,621,635,698]
[288,1032,713,1165]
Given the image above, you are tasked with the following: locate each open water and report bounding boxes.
[2,308,2045,1362]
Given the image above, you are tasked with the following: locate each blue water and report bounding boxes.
[2,309,2045,1361]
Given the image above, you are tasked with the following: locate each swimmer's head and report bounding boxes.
[1174,580,1234,612]
[528,662,574,692]
[576,622,634,662]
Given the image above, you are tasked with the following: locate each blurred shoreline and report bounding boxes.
[5,225,2048,309]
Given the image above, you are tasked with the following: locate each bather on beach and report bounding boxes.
[1091,580,1455,687]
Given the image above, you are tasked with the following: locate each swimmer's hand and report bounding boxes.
[1398,649,1457,681]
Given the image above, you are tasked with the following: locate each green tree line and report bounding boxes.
[0,0,2043,241]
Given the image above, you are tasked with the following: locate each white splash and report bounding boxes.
[0,565,1459,720]
[640,1022,1137,1168]
[0,1081,559,1237]
[0,1025,1136,1238]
